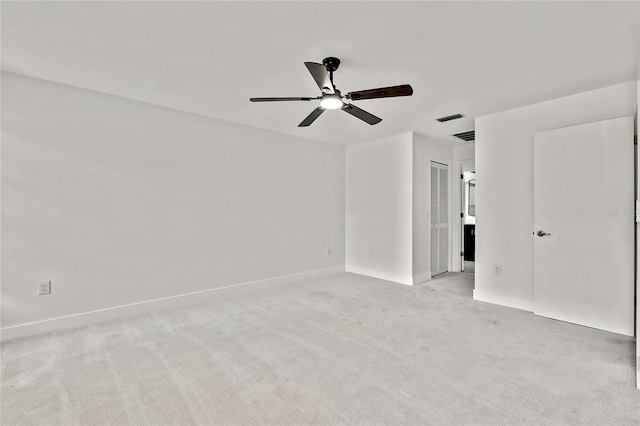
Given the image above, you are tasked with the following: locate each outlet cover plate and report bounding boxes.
[38,280,51,295]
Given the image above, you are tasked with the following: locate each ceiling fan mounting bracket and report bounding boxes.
[322,57,341,73]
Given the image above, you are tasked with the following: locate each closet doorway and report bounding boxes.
[431,161,449,276]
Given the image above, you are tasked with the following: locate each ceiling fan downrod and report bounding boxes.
[322,57,340,89]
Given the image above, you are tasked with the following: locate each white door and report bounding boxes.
[431,162,449,276]
[533,116,634,336]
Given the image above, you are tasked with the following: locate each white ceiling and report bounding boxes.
[2,1,639,146]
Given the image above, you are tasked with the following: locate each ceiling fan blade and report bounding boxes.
[250,97,317,102]
[342,104,382,125]
[304,62,335,94]
[298,107,325,127]
[346,84,413,101]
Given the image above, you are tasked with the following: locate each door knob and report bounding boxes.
[537,230,551,237]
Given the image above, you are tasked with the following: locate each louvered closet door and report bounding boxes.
[431,162,449,276]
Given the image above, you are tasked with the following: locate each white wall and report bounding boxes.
[1,72,345,329]
[412,134,454,282]
[453,143,475,163]
[345,132,454,285]
[475,81,638,309]
[345,133,414,284]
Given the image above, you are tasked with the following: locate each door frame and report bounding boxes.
[635,110,639,390]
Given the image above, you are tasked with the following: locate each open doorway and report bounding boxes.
[461,170,476,273]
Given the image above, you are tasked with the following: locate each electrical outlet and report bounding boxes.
[327,248,332,255]
[38,280,51,295]
[493,265,502,276]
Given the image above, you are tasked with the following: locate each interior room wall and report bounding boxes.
[345,133,414,284]
[453,143,475,163]
[345,132,455,285]
[1,72,346,330]
[474,80,638,310]
[412,133,454,282]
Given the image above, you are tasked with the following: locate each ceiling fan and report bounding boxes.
[250,57,413,127]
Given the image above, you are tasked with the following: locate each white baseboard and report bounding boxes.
[473,289,534,312]
[1,266,345,342]
[413,271,431,285]
[345,266,413,286]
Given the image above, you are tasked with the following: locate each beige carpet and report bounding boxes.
[463,261,475,273]
[1,271,638,424]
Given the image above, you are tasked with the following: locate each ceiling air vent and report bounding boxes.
[452,130,475,142]
[436,113,464,123]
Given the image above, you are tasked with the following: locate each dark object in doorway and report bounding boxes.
[464,224,475,261]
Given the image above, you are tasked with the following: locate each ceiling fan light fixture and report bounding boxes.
[320,94,343,110]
